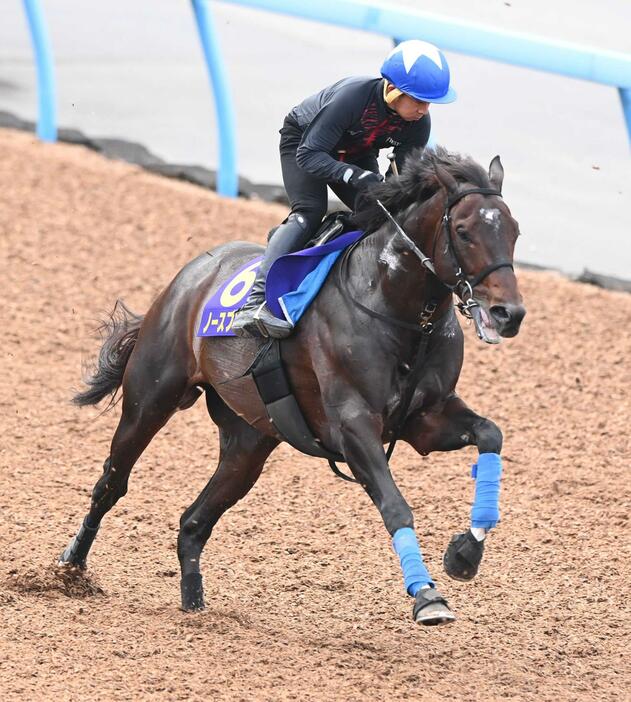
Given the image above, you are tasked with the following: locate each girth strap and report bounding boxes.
[249,333,436,485]
[250,340,344,462]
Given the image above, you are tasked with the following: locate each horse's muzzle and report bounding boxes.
[489,303,526,337]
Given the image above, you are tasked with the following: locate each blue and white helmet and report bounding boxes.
[381,40,457,104]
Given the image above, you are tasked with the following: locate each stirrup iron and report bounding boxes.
[253,302,270,338]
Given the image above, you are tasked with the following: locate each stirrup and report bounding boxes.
[231,301,267,338]
[253,303,293,339]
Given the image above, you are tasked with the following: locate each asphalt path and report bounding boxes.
[1,0,630,277]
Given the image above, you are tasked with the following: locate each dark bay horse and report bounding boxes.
[60,147,525,625]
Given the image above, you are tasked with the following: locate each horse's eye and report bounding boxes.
[456,228,471,243]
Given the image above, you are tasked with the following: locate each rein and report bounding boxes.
[343,186,513,329]
[338,238,436,332]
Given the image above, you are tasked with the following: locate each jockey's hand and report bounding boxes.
[347,169,384,190]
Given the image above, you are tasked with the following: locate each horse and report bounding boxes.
[59,147,525,626]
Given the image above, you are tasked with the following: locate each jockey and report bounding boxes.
[232,39,457,339]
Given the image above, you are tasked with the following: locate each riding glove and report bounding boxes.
[345,168,384,190]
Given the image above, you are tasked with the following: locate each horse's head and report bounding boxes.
[431,156,526,343]
[353,147,526,343]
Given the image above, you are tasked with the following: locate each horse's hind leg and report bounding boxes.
[177,388,277,611]
[402,394,503,582]
[60,364,190,569]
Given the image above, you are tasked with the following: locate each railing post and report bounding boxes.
[619,88,631,148]
[190,0,239,197]
[22,0,57,142]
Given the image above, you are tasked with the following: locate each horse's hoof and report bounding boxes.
[58,519,99,570]
[180,573,205,612]
[58,539,87,570]
[443,530,484,582]
[58,556,87,570]
[413,587,456,626]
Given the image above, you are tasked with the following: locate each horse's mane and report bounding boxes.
[352,146,491,233]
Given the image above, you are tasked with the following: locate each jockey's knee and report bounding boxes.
[287,209,324,233]
[269,210,322,250]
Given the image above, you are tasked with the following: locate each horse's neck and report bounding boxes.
[353,201,447,322]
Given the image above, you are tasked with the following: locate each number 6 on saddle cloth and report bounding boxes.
[197,229,364,338]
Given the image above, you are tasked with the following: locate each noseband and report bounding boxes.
[376,187,514,319]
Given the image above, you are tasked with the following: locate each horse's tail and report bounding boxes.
[73,300,144,409]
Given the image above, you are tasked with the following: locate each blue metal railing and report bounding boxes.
[211,0,631,196]
[22,0,56,141]
[191,0,239,196]
[21,0,631,199]
[620,88,631,141]
[219,0,631,90]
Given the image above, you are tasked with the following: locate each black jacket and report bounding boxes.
[286,77,431,183]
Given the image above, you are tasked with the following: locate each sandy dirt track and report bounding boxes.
[1,130,629,701]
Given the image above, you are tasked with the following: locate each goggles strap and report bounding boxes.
[384,81,403,105]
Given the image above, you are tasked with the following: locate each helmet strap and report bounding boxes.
[383,81,403,105]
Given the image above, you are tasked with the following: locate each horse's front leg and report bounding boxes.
[335,407,455,626]
[402,394,503,582]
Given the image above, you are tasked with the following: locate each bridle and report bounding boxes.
[376,186,514,321]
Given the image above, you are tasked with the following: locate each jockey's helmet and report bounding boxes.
[381,40,457,104]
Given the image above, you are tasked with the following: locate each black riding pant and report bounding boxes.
[278,117,374,249]
[250,120,374,291]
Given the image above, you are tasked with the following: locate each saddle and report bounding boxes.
[197,213,362,339]
[310,211,354,246]
[267,210,353,247]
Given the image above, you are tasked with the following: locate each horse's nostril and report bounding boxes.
[490,304,526,336]
[490,305,511,323]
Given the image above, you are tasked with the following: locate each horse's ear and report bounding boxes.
[434,164,458,195]
[489,155,504,193]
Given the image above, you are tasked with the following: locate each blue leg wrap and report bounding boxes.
[471,452,503,529]
[392,527,434,596]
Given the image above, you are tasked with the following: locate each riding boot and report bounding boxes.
[231,274,268,338]
[232,213,310,339]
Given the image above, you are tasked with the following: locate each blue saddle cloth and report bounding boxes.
[197,230,363,337]
[266,230,363,323]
